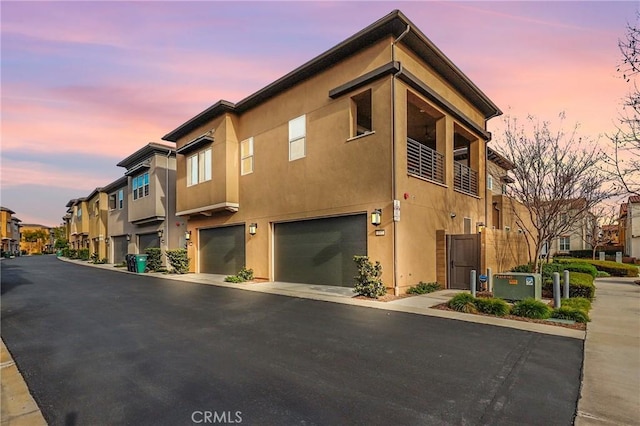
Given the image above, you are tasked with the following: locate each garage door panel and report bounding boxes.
[200,225,246,275]
[275,215,367,287]
[139,233,160,252]
[112,236,128,264]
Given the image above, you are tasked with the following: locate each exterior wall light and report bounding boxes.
[185,231,191,241]
[157,229,163,238]
[450,212,457,219]
[126,234,131,242]
[371,209,382,226]
[249,223,258,235]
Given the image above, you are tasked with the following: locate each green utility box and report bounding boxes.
[493,273,542,301]
[135,254,148,273]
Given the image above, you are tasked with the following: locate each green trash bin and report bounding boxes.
[135,254,148,273]
[56,250,62,257]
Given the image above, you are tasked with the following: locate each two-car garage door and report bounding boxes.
[198,215,367,286]
[274,214,367,287]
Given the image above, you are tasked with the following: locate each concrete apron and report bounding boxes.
[1,339,47,426]
[575,277,640,426]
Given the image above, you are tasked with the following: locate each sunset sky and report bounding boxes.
[1,1,637,227]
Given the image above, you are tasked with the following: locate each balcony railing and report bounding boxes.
[454,162,478,196]
[407,138,444,184]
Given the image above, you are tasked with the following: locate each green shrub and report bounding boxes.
[224,267,254,283]
[556,258,638,277]
[78,249,90,261]
[447,293,477,313]
[561,297,592,312]
[474,297,510,316]
[224,275,243,283]
[511,298,552,319]
[67,249,78,259]
[353,256,386,299]
[166,249,190,274]
[542,272,595,300]
[596,271,610,278]
[406,281,442,295]
[511,264,533,273]
[238,266,254,281]
[552,307,590,323]
[145,248,163,271]
[90,252,100,264]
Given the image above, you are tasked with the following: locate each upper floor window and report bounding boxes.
[289,115,306,161]
[559,236,570,251]
[133,172,150,200]
[187,148,212,186]
[118,189,124,209]
[241,137,254,175]
[77,207,82,219]
[352,89,372,136]
[487,175,493,191]
[109,193,117,210]
[94,201,100,216]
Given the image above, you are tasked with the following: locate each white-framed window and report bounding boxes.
[289,115,306,161]
[559,236,570,251]
[487,175,493,190]
[241,137,254,175]
[187,148,212,186]
[77,207,82,219]
[118,189,124,209]
[133,172,150,200]
[352,89,372,136]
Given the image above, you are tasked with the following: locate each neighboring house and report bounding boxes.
[20,224,52,254]
[545,199,595,256]
[102,176,131,264]
[115,143,180,264]
[66,198,90,250]
[482,148,532,272]
[1,207,21,255]
[601,224,619,246]
[619,202,628,254]
[626,196,640,257]
[162,10,502,293]
[87,187,109,260]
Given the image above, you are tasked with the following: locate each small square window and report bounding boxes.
[109,194,117,210]
[487,175,493,190]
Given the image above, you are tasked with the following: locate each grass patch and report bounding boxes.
[447,293,477,313]
[561,297,592,312]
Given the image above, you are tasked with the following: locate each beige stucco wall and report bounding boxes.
[173,36,498,293]
[88,192,108,260]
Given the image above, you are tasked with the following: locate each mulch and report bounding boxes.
[431,303,586,331]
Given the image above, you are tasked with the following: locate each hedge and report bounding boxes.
[555,258,638,277]
[569,246,624,258]
[542,272,595,300]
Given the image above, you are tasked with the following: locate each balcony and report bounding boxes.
[454,162,478,196]
[407,138,445,184]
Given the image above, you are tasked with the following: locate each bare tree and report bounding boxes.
[496,114,612,272]
[608,11,640,196]
[580,204,618,260]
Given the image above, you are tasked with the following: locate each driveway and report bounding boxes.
[1,256,583,425]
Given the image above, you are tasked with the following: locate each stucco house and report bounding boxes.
[162,10,505,294]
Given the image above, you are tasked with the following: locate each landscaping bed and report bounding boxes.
[431,302,586,331]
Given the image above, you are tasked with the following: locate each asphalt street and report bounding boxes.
[1,256,583,425]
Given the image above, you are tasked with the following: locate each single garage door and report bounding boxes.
[112,235,128,264]
[139,233,160,252]
[200,225,246,275]
[275,214,367,287]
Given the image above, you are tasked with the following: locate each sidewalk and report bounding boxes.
[575,277,640,426]
[4,257,638,425]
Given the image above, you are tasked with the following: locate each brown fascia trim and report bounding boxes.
[117,142,175,169]
[329,62,400,99]
[101,176,128,194]
[175,134,214,155]
[86,187,105,201]
[487,147,515,170]
[162,9,501,143]
[397,69,491,141]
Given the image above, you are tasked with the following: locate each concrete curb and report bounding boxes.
[0,339,47,426]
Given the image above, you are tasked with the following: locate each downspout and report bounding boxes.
[165,149,171,263]
[391,24,410,296]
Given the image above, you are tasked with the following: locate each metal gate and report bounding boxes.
[447,234,480,290]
